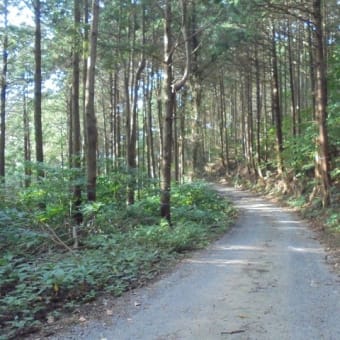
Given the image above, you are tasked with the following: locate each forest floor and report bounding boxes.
[31,183,340,340]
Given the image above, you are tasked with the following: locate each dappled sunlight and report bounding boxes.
[184,258,258,267]
[276,220,304,230]
[213,245,266,252]
[277,220,302,224]
[288,246,324,254]
[276,226,304,231]
[234,201,283,212]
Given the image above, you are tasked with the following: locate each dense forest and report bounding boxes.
[0,0,339,338]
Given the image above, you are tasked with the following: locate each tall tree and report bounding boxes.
[312,0,331,207]
[127,2,146,205]
[85,0,100,201]
[271,24,283,175]
[191,3,205,176]
[0,0,8,180]
[33,0,44,177]
[71,0,83,227]
[161,0,190,222]
[23,87,31,187]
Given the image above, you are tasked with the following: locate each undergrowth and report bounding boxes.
[228,165,340,237]
[0,175,235,339]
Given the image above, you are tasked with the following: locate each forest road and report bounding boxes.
[50,184,340,340]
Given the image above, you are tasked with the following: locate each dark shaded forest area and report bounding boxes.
[0,0,339,338]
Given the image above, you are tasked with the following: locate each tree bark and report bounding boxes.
[313,0,331,207]
[160,0,175,222]
[287,21,297,137]
[127,4,146,205]
[0,0,8,180]
[145,65,156,179]
[23,89,31,187]
[71,0,83,226]
[82,0,90,161]
[160,0,190,223]
[271,25,284,175]
[191,3,205,176]
[34,0,44,178]
[85,0,99,201]
[255,44,262,170]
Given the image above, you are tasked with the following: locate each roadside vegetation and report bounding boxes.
[222,120,340,258]
[231,168,339,233]
[0,173,235,339]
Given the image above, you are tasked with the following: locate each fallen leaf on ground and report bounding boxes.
[47,315,55,324]
[106,309,113,316]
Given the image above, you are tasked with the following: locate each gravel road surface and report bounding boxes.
[50,184,340,340]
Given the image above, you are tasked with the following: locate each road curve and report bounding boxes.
[51,184,340,340]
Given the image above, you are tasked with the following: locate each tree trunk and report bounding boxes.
[191,3,205,176]
[313,0,331,207]
[219,77,226,169]
[82,0,90,161]
[287,21,297,137]
[85,0,99,201]
[308,21,316,121]
[179,91,186,182]
[34,0,44,178]
[127,5,146,204]
[127,58,145,204]
[160,0,175,222]
[71,0,83,227]
[271,25,283,175]
[23,90,31,187]
[255,44,262,170]
[146,66,156,179]
[0,0,8,180]
[246,70,255,175]
[160,0,190,223]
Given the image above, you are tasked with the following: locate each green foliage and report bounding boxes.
[326,211,340,231]
[282,123,316,176]
[0,177,235,339]
[287,196,307,208]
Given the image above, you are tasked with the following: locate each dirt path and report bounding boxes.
[50,185,340,340]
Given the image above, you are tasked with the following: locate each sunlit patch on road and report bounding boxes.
[288,246,324,254]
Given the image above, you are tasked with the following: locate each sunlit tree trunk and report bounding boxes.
[313,0,331,207]
[145,65,156,179]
